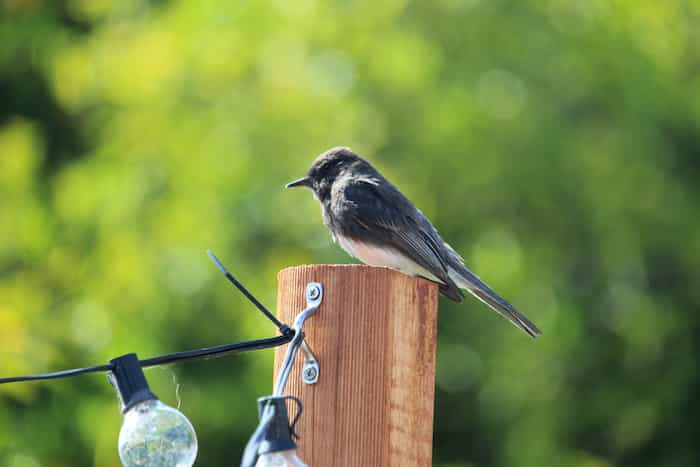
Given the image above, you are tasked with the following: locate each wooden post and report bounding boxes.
[274,264,439,467]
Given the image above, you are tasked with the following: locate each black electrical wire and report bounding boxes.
[139,334,293,367]
[0,252,294,385]
[0,364,113,384]
[207,250,291,337]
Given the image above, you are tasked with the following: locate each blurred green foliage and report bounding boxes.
[1,0,698,466]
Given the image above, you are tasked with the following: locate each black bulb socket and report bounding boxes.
[108,353,158,413]
[256,396,297,454]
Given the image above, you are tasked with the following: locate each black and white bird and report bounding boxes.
[286,147,541,338]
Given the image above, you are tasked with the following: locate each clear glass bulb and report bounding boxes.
[118,399,198,467]
[255,450,308,467]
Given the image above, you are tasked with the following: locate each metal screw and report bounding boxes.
[302,365,318,384]
[307,284,321,301]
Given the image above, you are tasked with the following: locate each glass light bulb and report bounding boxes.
[255,450,308,467]
[118,399,198,467]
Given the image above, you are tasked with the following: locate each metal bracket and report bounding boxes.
[273,282,324,396]
[300,283,322,385]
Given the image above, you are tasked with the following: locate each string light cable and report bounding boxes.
[0,251,292,386]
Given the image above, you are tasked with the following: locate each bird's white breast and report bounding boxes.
[336,234,444,284]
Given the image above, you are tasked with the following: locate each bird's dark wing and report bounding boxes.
[335,178,464,302]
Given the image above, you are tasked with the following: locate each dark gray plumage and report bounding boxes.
[286,147,541,338]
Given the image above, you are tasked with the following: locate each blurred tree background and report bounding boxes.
[1,0,698,466]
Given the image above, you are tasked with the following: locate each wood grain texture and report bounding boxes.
[274,265,438,467]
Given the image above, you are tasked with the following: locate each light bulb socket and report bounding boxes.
[108,353,158,413]
[256,396,298,454]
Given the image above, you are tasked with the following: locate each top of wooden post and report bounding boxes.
[278,263,438,294]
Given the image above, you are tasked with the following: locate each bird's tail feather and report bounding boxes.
[450,267,542,338]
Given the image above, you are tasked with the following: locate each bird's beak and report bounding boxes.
[285,176,311,188]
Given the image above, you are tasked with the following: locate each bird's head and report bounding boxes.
[286,147,363,201]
